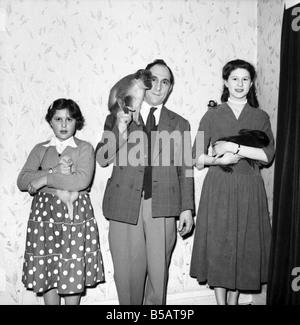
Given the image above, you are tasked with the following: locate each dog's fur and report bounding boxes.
[108,69,153,125]
[215,129,270,173]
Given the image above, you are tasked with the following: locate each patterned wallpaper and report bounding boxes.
[0,0,282,304]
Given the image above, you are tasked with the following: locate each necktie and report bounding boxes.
[145,107,157,133]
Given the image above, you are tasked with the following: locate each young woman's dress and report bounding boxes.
[190,102,274,290]
[22,192,105,294]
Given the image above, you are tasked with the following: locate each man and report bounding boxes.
[96,59,194,305]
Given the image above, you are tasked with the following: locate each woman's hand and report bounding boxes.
[212,141,229,157]
[217,152,241,166]
[58,156,74,175]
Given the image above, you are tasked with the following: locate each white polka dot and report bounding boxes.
[55,231,60,236]
[80,207,84,212]
[59,262,62,267]
[33,267,36,272]
[86,247,91,252]
[78,232,82,238]
[27,228,31,233]
[48,236,53,241]
[29,270,33,275]
[45,197,49,202]
[27,241,31,246]
[40,222,44,227]
[40,236,45,241]
[33,243,37,248]
[61,240,65,245]
[57,212,62,218]
[71,240,76,245]
[57,199,61,204]
[63,226,67,231]
[55,243,60,248]
[42,211,47,216]
[75,215,80,220]
[54,269,58,274]
[35,210,39,215]
[77,284,82,290]
[48,249,53,254]
[70,263,75,269]
[92,239,97,245]
[63,270,68,276]
[88,258,92,263]
[48,271,51,277]
[28,283,33,288]
[86,222,90,227]
[77,270,82,275]
[37,217,42,222]
[34,229,38,234]
[50,205,54,210]
[49,218,54,223]
[54,256,58,261]
[72,254,77,259]
[47,259,51,263]
[62,284,67,290]
[83,200,86,205]
[87,271,91,276]
[69,277,74,283]
[65,213,69,219]
[39,250,44,255]
[49,223,53,228]
[79,246,84,251]
[90,227,95,232]
[66,247,70,253]
[39,274,44,279]
[71,226,76,232]
[39,260,44,265]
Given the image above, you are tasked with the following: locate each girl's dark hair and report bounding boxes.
[45,98,85,130]
[220,59,259,108]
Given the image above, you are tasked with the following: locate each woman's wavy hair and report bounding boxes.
[45,98,85,130]
[220,59,259,108]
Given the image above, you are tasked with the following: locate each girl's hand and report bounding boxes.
[59,156,74,175]
[212,141,231,158]
[218,152,241,166]
[28,176,47,195]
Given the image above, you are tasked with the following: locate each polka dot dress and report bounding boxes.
[22,192,105,294]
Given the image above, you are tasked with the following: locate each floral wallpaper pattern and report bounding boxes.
[0,0,282,304]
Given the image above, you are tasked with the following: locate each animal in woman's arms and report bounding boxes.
[214,129,270,173]
[55,155,78,220]
[108,69,153,125]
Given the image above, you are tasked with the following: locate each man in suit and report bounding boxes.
[96,59,194,305]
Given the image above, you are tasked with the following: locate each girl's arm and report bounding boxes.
[47,141,95,192]
[213,141,268,163]
[195,152,241,170]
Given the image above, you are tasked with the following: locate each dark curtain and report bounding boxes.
[267,3,300,305]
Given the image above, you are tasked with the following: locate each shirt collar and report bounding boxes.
[43,136,77,153]
[140,102,162,124]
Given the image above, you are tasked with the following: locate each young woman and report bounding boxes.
[190,59,275,305]
[17,98,104,305]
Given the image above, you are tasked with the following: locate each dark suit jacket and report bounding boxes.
[96,106,194,225]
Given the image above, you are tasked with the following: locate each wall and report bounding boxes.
[0,0,281,305]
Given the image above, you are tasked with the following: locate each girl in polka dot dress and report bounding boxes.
[17,98,105,304]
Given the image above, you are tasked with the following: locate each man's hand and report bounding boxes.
[178,209,193,237]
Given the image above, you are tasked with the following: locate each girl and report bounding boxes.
[17,98,104,305]
[190,59,275,305]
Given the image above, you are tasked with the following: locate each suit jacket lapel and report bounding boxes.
[153,106,178,162]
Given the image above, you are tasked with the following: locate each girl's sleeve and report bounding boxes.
[192,112,211,164]
[17,145,49,191]
[47,142,95,191]
[260,112,275,165]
